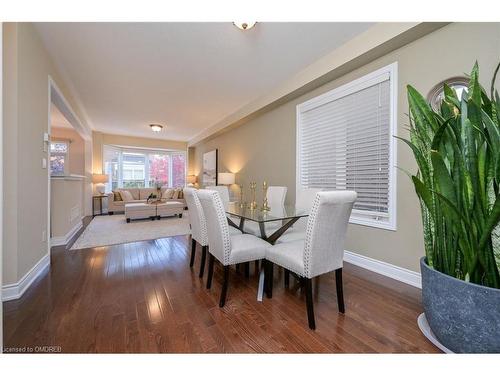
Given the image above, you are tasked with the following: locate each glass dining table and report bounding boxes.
[225,202,309,301]
[225,202,309,244]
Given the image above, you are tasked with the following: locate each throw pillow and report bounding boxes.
[112,191,123,201]
[119,190,134,202]
[178,189,184,199]
[172,189,180,199]
[162,188,174,199]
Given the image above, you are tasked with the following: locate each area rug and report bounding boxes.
[70,213,191,250]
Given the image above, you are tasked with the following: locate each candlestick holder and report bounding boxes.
[249,182,257,210]
[238,184,245,208]
[261,181,270,211]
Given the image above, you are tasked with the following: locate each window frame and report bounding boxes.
[296,62,398,231]
[102,145,187,192]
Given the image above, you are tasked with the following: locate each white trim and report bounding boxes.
[50,221,82,247]
[344,250,422,288]
[297,68,390,112]
[49,76,91,141]
[296,62,398,231]
[1,254,50,302]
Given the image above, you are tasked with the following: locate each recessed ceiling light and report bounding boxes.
[150,124,163,132]
[233,22,257,31]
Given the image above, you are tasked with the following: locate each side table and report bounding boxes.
[92,194,107,217]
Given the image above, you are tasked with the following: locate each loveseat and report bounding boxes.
[107,187,186,214]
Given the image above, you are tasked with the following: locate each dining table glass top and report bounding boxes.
[226,202,309,223]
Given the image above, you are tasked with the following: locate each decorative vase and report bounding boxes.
[420,257,500,353]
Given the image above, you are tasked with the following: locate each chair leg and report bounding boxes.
[265,261,274,298]
[199,246,207,278]
[304,278,316,330]
[189,238,196,267]
[244,262,250,278]
[206,254,215,289]
[219,266,230,307]
[284,269,290,288]
[335,268,345,313]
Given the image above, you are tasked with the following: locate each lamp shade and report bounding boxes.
[218,172,235,185]
[92,174,109,184]
[187,175,197,184]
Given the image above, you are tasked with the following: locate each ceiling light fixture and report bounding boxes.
[150,124,163,132]
[233,22,257,31]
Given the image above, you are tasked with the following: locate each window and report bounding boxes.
[50,141,69,175]
[102,145,186,192]
[296,63,397,230]
[149,153,170,187]
[427,76,469,112]
[172,153,186,187]
[122,152,146,188]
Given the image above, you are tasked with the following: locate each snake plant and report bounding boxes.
[399,62,500,288]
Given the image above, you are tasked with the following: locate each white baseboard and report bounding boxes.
[50,220,82,247]
[2,253,50,301]
[344,250,422,288]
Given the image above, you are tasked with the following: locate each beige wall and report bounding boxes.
[51,127,85,175]
[2,23,91,285]
[92,131,187,174]
[50,177,84,239]
[190,23,500,273]
[3,23,19,285]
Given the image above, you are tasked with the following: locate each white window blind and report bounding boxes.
[297,63,397,230]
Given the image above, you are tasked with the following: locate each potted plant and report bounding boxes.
[400,62,500,353]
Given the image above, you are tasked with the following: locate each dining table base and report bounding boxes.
[227,215,301,302]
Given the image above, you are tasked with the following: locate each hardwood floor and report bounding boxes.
[3,225,439,353]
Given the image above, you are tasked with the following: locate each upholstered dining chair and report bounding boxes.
[264,191,357,330]
[197,189,271,307]
[206,185,230,210]
[244,186,288,237]
[184,188,241,279]
[274,188,322,244]
[184,188,209,278]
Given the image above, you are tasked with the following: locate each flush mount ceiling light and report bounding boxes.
[149,124,163,132]
[233,22,257,31]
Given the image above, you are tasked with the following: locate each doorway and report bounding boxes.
[47,77,92,248]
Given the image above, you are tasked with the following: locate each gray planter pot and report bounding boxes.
[420,257,500,353]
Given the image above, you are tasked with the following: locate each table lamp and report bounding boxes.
[218,172,235,185]
[187,174,197,187]
[92,173,109,195]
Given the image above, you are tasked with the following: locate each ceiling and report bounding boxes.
[35,22,374,142]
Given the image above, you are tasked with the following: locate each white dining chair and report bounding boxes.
[274,188,322,243]
[184,188,208,277]
[244,186,288,237]
[184,188,241,280]
[197,189,271,307]
[206,185,230,210]
[264,191,357,329]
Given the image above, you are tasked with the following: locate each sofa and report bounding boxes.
[107,187,186,214]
